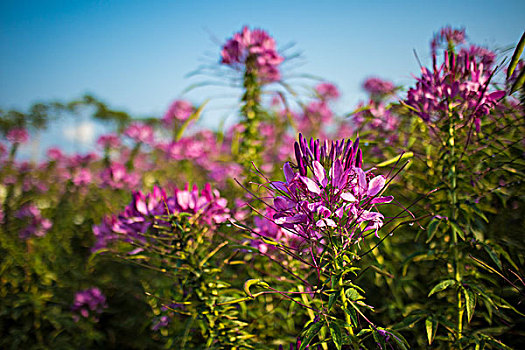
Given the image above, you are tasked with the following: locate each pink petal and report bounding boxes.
[367,175,385,197]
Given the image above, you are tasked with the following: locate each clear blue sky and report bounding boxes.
[1,0,524,156]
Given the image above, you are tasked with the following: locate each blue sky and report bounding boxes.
[1,0,524,157]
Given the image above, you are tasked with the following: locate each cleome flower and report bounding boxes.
[72,287,107,322]
[221,26,284,83]
[92,184,230,251]
[406,50,505,131]
[267,134,393,253]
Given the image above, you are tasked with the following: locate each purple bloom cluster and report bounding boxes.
[221,26,284,82]
[97,133,121,149]
[267,134,393,254]
[100,161,140,190]
[92,184,230,251]
[363,77,396,96]
[162,99,194,126]
[6,127,29,144]
[431,26,466,54]
[72,287,107,321]
[315,82,340,101]
[15,204,52,239]
[124,122,154,144]
[406,51,505,131]
[354,101,399,147]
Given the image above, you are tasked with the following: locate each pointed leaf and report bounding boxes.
[464,289,476,323]
[428,279,456,297]
[426,318,433,345]
[329,322,343,350]
[507,31,525,81]
[510,67,525,95]
[299,320,323,350]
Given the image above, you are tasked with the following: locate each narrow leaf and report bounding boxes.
[507,31,525,81]
[465,289,476,323]
[426,318,433,345]
[428,279,456,297]
[510,67,525,94]
[300,321,323,350]
[329,322,343,350]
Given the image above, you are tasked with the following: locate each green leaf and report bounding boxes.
[464,289,476,323]
[425,318,437,345]
[426,218,441,243]
[389,330,410,350]
[299,320,324,350]
[329,322,343,350]
[450,221,465,240]
[428,279,456,297]
[510,67,525,95]
[483,244,503,270]
[345,288,364,301]
[328,292,338,311]
[376,152,413,167]
[344,306,358,327]
[507,31,525,81]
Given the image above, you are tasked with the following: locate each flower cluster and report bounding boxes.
[406,51,505,131]
[15,204,52,239]
[354,101,399,146]
[363,77,396,96]
[92,184,230,251]
[221,26,284,82]
[267,134,393,254]
[72,287,107,322]
[6,127,29,144]
[431,26,466,54]
[162,99,194,126]
[315,82,340,101]
[100,161,140,190]
[124,122,154,144]
[97,133,121,149]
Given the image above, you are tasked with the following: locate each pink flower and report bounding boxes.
[15,204,52,239]
[6,127,29,144]
[47,147,65,162]
[72,168,92,186]
[363,77,395,96]
[315,82,340,100]
[431,26,466,54]
[221,26,284,83]
[162,100,194,126]
[406,50,504,130]
[97,133,121,149]
[124,122,154,144]
[100,162,140,190]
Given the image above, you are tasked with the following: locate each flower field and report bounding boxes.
[1,26,524,349]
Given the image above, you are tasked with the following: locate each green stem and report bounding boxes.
[448,111,463,345]
[239,55,263,185]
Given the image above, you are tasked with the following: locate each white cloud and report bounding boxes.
[64,121,96,145]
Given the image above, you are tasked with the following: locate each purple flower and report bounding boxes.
[6,127,29,144]
[266,134,393,256]
[315,82,340,101]
[100,162,140,190]
[431,26,466,54]
[221,26,284,83]
[363,77,395,96]
[406,50,504,131]
[15,204,52,239]
[162,99,194,126]
[92,184,230,251]
[97,133,121,149]
[124,122,154,144]
[72,287,107,322]
[47,147,65,162]
[72,168,92,186]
